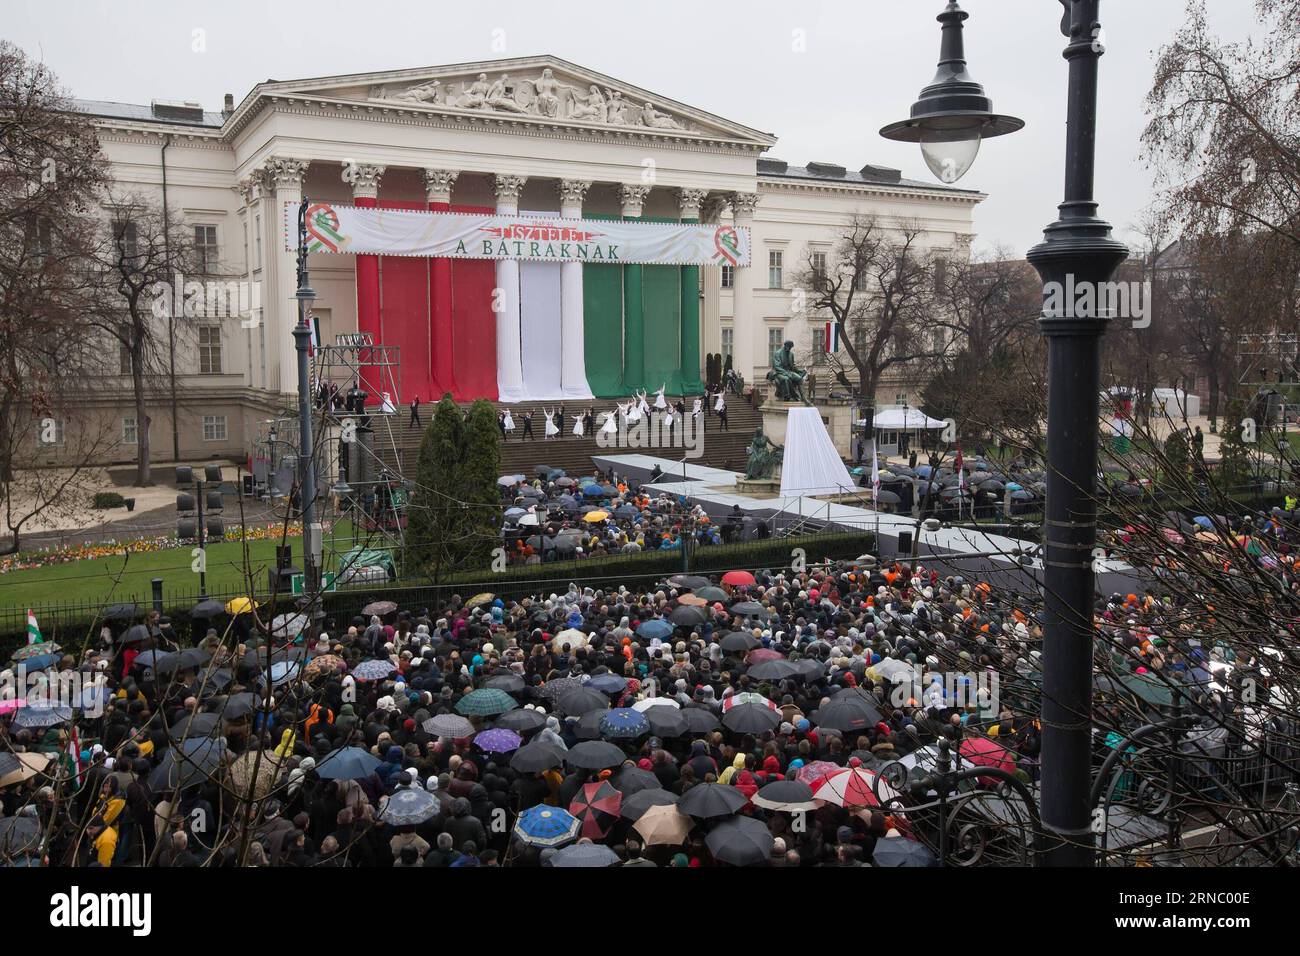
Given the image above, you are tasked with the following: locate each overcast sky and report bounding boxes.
[7,0,1261,255]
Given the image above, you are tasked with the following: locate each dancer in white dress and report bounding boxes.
[543,408,559,439]
[692,397,703,419]
[503,409,516,434]
[714,391,725,413]
[653,384,668,410]
[571,412,585,437]
[637,389,651,419]
[600,406,619,436]
[625,396,642,423]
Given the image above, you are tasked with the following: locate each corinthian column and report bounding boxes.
[493,174,527,402]
[348,164,385,399]
[729,191,760,385]
[558,180,593,399]
[425,168,460,399]
[260,157,310,394]
[620,184,651,392]
[677,188,708,394]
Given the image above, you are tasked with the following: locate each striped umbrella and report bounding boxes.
[455,688,518,717]
[811,767,902,809]
[720,692,777,712]
[569,780,623,839]
[513,804,580,847]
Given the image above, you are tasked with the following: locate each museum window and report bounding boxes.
[194,224,219,273]
[122,416,138,445]
[202,415,227,442]
[721,265,733,289]
[812,329,827,365]
[767,326,784,355]
[720,327,733,362]
[768,250,783,289]
[198,326,223,375]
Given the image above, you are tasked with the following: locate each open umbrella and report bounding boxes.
[676,594,708,608]
[636,619,673,640]
[634,803,693,846]
[224,597,258,615]
[681,709,721,734]
[494,708,547,734]
[119,624,150,645]
[722,570,756,587]
[10,642,60,663]
[795,761,842,787]
[0,814,41,856]
[551,842,620,867]
[0,753,52,789]
[565,740,626,771]
[747,659,800,681]
[352,659,396,682]
[227,750,286,800]
[959,736,1018,784]
[812,767,901,809]
[556,687,611,716]
[424,713,475,738]
[718,631,759,653]
[873,835,939,867]
[678,782,748,819]
[621,787,679,821]
[811,696,879,733]
[169,711,221,740]
[583,510,609,523]
[569,780,623,838]
[695,586,729,604]
[612,765,659,796]
[753,779,819,812]
[514,805,581,848]
[474,728,521,754]
[378,786,439,825]
[730,601,767,617]
[721,702,781,734]
[304,654,346,683]
[574,709,608,741]
[510,740,565,773]
[485,673,526,694]
[552,628,589,651]
[150,737,226,791]
[17,653,58,673]
[669,605,708,628]
[586,673,627,695]
[599,708,649,740]
[456,688,518,717]
[315,746,382,780]
[644,707,689,737]
[631,696,679,713]
[706,815,773,866]
[361,600,397,617]
[12,703,72,728]
[721,691,777,712]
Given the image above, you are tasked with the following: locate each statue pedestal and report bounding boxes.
[734,466,782,496]
[758,401,805,446]
[811,398,859,459]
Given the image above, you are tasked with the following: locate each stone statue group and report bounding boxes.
[382,68,685,130]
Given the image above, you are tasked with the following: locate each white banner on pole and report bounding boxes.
[288,201,749,267]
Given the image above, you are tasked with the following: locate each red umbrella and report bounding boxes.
[812,767,901,809]
[569,780,623,839]
[722,570,756,587]
[959,736,1016,785]
[746,648,784,664]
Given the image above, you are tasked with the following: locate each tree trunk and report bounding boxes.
[132,344,152,486]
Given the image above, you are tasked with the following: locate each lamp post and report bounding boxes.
[883,0,1130,866]
[292,199,321,630]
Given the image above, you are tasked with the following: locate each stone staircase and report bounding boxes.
[375,394,765,481]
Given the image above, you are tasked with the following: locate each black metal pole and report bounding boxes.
[196,477,207,599]
[1026,0,1129,867]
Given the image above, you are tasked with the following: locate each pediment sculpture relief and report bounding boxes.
[371,68,689,131]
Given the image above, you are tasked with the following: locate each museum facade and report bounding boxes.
[69,55,982,462]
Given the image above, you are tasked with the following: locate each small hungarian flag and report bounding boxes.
[955,445,965,491]
[26,609,42,645]
[65,725,84,790]
[824,321,841,354]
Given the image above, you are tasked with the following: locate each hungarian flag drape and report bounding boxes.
[26,609,42,645]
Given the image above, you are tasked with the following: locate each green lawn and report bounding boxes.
[0,535,291,609]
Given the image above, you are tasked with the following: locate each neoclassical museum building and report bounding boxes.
[72,55,982,461]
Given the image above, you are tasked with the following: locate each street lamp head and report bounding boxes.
[880,1,1023,184]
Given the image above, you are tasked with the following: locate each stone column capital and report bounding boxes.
[620,183,651,217]
[259,158,310,192]
[344,162,386,199]
[423,168,460,204]
[729,191,760,219]
[492,174,528,206]
[676,188,708,220]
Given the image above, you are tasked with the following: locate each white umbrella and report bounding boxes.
[270,613,308,638]
[632,697,680,713]
[518,514,540,527]
[552,628,588,650]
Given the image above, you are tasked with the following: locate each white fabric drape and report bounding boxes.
[780,407,855,498]
[519,260,565,401]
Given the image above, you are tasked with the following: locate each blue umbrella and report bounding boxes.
[586,673,628,694]
[378,786,439,825]
[582,485,608,498]
[915,465,934,478]
[513,805,581,847]
[1006,481,1023,491]
[599,707,649,739]
[17,653,58,672]
[13,703,72,728]
[315,746,382,780]
[1193,515,1213,529]
[504,507,526,519]
[474,728,522,753]
[352,659,396,681]
[259,660,300,689]
[550,842,620,867]
[873,835,939,867]
[636,619,673,640]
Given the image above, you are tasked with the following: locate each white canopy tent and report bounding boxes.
[860,408,948,431]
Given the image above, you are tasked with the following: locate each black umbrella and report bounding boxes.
[493,708,547,733]
[644,708,689,738]
[669,605,707,627]
[574,709,609,741]
[0,815,41,856]
[794,659,827,680]
[678,782,747,819]
[612,765,660,796]
[620,788,679,821]
[169,711,221,740]
[190,599,225,621]
[509,741,565,773]
[103,603,138,622]
[486,674,526,693]
[730,601,766,617]
[718,631,759,653]
[747,659,800,681]
[556,687,611,716]
[219,692,258,720]
[565,741,626,771]
[827,687,885,724]
[811,697,877,733]
[707,816,774,866]
[873,835,939,867]
[668,574,711,590]
[979,479,1005,492]
[875,490,902,506]
[681,709,721,733]
[119,624,150,645]
[150,737,226,791]
[695,586,729,603]
[721,702,781,734]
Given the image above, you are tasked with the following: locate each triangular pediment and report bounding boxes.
[244,55,776,147]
